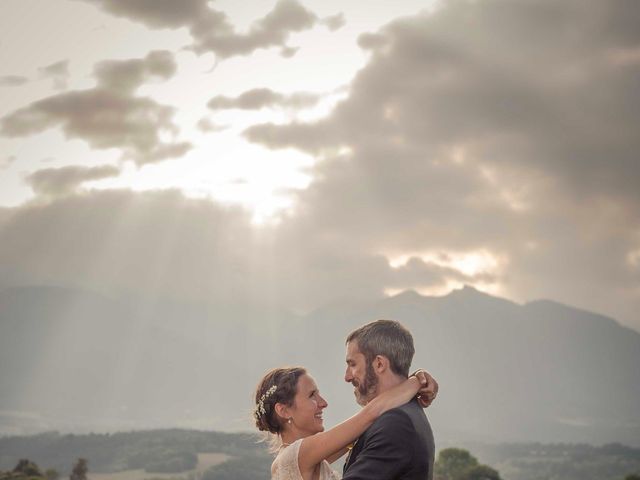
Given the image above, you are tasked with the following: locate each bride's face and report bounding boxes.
[289,374,328,437]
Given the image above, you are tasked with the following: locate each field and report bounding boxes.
[89,453,231,480]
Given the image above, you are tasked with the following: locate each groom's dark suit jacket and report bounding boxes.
[343,398,434,480]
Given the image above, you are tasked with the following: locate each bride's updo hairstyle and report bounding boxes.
[254,366,306,434]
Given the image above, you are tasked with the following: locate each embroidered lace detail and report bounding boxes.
[271,439,342,480]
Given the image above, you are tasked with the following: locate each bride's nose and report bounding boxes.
[318,394,328,409]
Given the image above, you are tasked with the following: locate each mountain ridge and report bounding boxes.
[1,284,638,445]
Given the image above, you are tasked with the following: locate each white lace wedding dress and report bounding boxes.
[271,439,342,480]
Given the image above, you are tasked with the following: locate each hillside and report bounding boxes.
[1,431,639,480]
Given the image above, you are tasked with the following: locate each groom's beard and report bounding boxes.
[354,364,379,406]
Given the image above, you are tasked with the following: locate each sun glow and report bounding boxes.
[384,249,506,297]
[628,248,640,268]
[387,249,502,277]
[87,134,315,224]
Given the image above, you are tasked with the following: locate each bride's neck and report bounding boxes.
[280,430,305,446]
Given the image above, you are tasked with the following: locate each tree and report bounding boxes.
[44,470,59,480]
[625,474,640,480]
[435,448,479,480]
[69,459,87,480]
[13,460,43,478]
[461,465,502,480]
[0,460,46,480]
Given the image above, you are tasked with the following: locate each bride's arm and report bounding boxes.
[326,447,349,464]
[318,372,438,470]
[297,375,423,473]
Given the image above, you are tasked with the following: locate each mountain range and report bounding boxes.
[1,285,638,446]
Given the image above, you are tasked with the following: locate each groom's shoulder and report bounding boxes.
[372,399,432,442]
[400,397,429,420]
[368,400,420,439]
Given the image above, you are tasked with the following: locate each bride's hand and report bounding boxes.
[411,369,438,408]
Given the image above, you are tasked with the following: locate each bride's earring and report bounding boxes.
[287,417,293,425]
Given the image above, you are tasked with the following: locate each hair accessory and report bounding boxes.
[254,385,277,420]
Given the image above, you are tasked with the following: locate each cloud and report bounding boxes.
[279,46,299,58]
[0,76,28,87]
[79,0,206,29]
[321,13,346,31]
[0,188,468,315]
[387,256,497,291]
[38,60,70,90]
[80,0,343,59]
[0,190,256,303]
[39,60,68,77]
[207,88,321,110]
[24,164,120,197]
[93,50,176,93]
[196,117,228,133]
[248,1,640,200]
[243,0,640,327]
[0,156,17,169]
[0,51,191,165]
[244,118,337,153]
[0,0,638,331]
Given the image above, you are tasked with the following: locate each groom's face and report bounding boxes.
[345,340,379,406]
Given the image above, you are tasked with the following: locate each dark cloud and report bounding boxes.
[38,60,70,90]
[0,51,191,165]
[93,50,175,93]
[25,164,120,197]
[244,118,338,154]
[79,0,206,28]
[249,0,640,200]
[80,0,342,59]
[244,0,640,327]
[189,0,316,58]
[0,75,28,87]
[208,88,321,110]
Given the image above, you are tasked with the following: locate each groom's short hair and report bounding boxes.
[346,319,414,377]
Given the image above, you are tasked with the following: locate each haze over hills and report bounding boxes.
[1,285,638,446]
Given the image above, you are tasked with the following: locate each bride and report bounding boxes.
[253,366,437,480]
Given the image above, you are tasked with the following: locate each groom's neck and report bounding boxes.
[373,372,406,397]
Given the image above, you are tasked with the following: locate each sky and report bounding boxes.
[0,0,639,331]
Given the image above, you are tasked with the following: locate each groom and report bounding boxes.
[342,320,436,480]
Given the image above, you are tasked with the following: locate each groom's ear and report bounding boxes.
[372,355,390,374]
